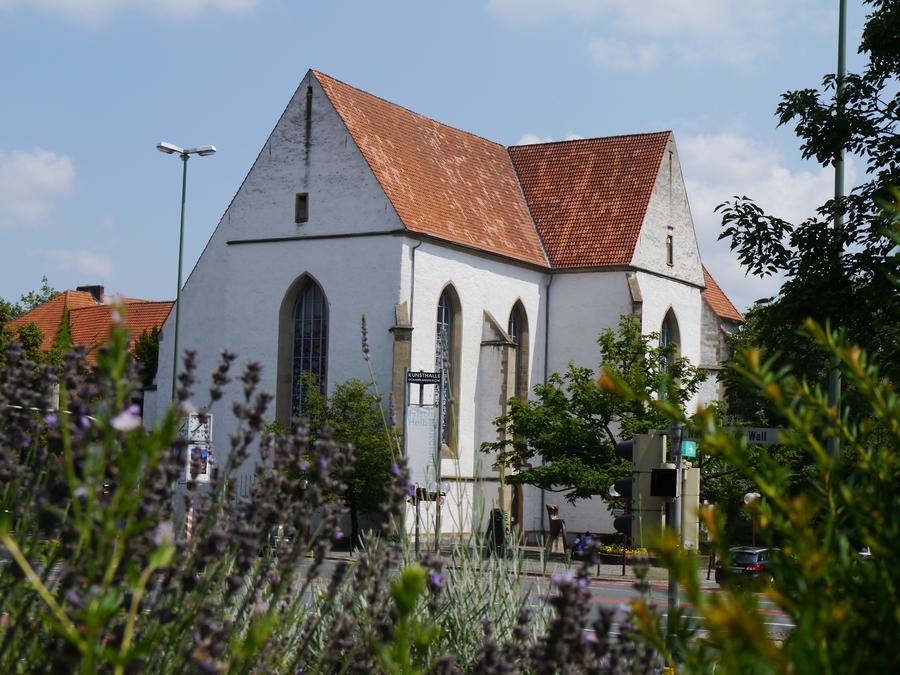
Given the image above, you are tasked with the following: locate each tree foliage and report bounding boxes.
[133,325,161,388]
[1,276,60,320]
[624,320,900,675]
[302,377,399,546]
[481,314,706,503]
[717,0,900,389]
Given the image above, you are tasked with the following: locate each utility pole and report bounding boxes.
[666,419,683,652]
[827,0,847,458]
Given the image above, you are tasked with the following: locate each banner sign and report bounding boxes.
[407,371,441,385]
[404,405,438,487]
[178,413,212,482]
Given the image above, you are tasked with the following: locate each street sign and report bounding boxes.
[611,508,625,517]
[407,371,441,385]
[178,413,211,444]
[682,440,697,458]
[683,427,785,445]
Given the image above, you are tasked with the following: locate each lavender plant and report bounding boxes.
[0,309,660,674]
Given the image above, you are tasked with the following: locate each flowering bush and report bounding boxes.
[0,315,662,674]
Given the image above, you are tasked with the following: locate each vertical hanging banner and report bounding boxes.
[404,404,437,488]
[177,412,213,482]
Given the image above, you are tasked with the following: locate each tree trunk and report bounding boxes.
[349,496,360,553]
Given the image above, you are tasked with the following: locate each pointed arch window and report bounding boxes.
[508,301,529,401]
[435,287,460,455]
[660,308,680,372]
[291,281,328,418]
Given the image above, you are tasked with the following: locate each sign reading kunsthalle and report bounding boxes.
[407,371,442,385]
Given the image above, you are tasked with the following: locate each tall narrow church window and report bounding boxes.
[666,234,674,266]
[435,287,460,454]
[660,308,680,371]
[291,281,327,418]
[508,301,529,401]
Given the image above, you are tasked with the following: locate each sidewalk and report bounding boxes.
[322,543,721,589]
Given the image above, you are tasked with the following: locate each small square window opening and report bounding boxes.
[295,193,309,223]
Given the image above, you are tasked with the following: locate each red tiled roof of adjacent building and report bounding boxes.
[7,290,99,351]
[314,71,550,267]
[69,301,174,359]
[7,292,174,360]
[509,133,672,268]
[702,266,744,322]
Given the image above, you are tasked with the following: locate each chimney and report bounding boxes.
[76,285,105,303]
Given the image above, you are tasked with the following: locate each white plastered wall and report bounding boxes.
[402,240,549,533]
[152,68,410,473]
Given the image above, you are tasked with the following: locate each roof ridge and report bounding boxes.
[509,130,673,150]
[312,70,509,153]
[701,266,744,322]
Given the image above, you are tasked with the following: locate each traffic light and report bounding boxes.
[611,432,666,547]
[650,467,677,499]
[613,513,634,537]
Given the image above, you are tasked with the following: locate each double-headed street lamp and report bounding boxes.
[156,142,216,402]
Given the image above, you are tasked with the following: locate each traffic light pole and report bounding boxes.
[667,420,683,653]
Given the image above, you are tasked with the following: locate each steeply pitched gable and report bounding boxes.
[702,266,744,322]
[314,71,549,267]
[509,133,671,268]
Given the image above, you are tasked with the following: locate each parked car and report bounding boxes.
[715,546,778,587]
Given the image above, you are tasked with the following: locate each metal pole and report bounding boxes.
[171,153,189,402]
[827,0,847,458]
[415,486,421,557]
[435,367,444,555]
[667,421,683,651]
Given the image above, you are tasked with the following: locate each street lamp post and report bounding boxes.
[156,142,216,402]
[744,492,761,546]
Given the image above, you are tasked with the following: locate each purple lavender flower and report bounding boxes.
[45,414,57,427]
[391,463,400,476]
[111,404,141,432]
[389,392,396,428]
[361,314,370,361]
[431,571,443,586]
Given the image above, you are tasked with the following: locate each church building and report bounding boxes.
[146,70,742,540]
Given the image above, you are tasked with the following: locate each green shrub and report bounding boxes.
[608,320,900,674]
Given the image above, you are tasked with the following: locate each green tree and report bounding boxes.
[1,276,60,320]
[481,314,706,503]
[717,0,900,390]
[133,325,161,388]
[303,377,399,547]
[624,321,900,675]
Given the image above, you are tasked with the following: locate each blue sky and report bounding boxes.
[0,0,869,314]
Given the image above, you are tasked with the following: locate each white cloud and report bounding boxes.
[515,131,583,145]
[588,38,664,72]
[516,132,553,145]
[0,148,75,225]
[488,0,801,70]
[678,130,857,312]
[44,249,114,278]
[0,0,262,22]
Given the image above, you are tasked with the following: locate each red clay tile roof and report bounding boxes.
[702,266,744,322]
[509,133,671,268]
[7,292,173,360]
[314,71,549,267]
[69,301,174,361]
[7,290,99,350]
